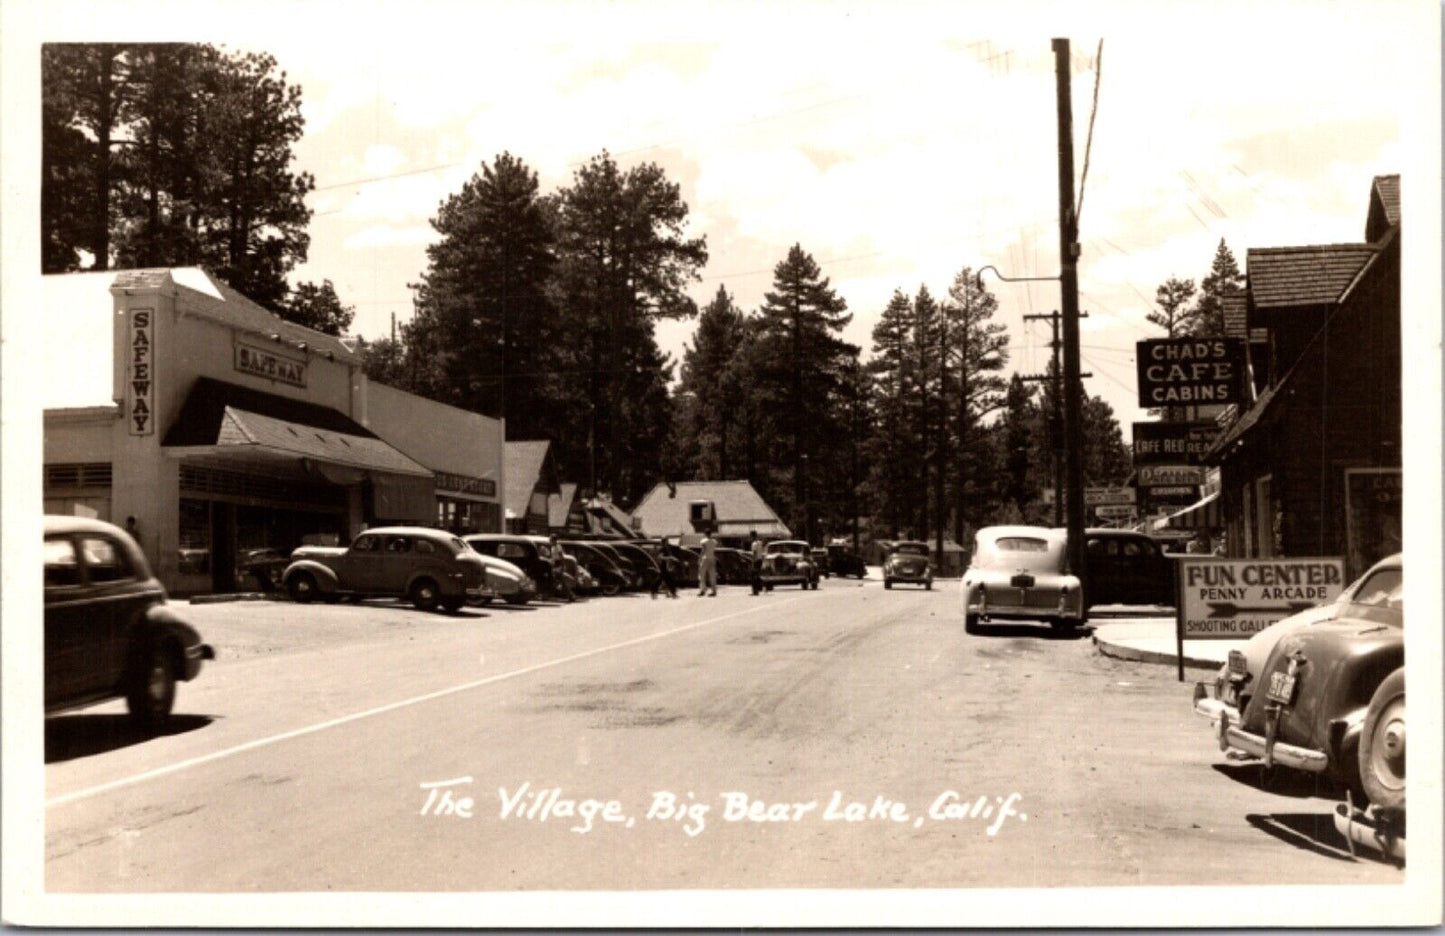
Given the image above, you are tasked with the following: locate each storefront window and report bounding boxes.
[1345,469,1403,578]
[179,499,211,574]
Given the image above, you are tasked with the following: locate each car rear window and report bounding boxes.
[44,537,81,587]
[895,545,928,556]
[996,537,1049,552]
[1354,568,1402,607]
[81,536,133,583]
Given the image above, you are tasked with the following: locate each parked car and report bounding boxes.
[827,542,868,579]
[1076,528,1175,608]
[1194,554,1401,743]
[884,541,934,590]
[561,541,630,596]
[1202,568,1403,807]
[755,540,819,592]
[283,527,489,612]
[609,541,662,590]
[467,550,537,606]
[659,541,701,588]
[962,526,1083,633]
[235,547,289,592]
[466,534,557,597]
[44,515,215,729]
[716,547,753,585]
[588,541,643,590]
[811,547,831,578]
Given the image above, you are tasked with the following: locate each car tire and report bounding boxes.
[410,578,441,612]
[1050,617,1078,635]
[884,579,892,589]
[288,572,318,604]
[964,613,979,634]
[505,593,529,606]
[1359,669,1405,810]
[126,641,177,731]
[440,596,465,613]
[601,580,620,597]
[925,580,933,591]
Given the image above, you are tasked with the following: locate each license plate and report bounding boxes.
[1266,671,1297,705]
[1227,650,1248,676]
[1010,574,1035,588]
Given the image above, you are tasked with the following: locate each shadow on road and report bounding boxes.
[486,602,538,613]
[1245,812,1360,862]
[45,713,215,764]
[969,621,1092,641]
[1211,762,1341,799]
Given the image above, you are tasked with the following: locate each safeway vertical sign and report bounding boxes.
[127,308,155,436]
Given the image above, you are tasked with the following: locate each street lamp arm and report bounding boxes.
[975,265,1061,290]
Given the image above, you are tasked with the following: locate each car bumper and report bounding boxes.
[183,643,215,680]
[1191,683,1243,749]
[967,604,1081,621]
[1221,723,1329,772]
[887,571,931,583]
[464,585,495,600]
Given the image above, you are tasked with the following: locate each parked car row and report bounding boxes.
[1192,554,1406,861]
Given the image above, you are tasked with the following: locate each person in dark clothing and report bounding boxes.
[749,530,765,595]
[651,547,679,599]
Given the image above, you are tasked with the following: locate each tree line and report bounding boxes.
[41,42,1133,544]
[42,43,351,332]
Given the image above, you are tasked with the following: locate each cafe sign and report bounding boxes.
[236,341,307,388]
[1132,420,1219,466]
[1135,338,1245,407]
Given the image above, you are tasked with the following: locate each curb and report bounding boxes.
[1091,633,1220,671]
[188,592,286,605]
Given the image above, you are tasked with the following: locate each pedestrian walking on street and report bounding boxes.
[749,530,765,595]
[651,547,679,599]
[698,531,719,596]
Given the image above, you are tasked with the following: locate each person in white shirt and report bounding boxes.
[698,532,719,596]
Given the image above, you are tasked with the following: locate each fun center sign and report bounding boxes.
[1176,557,1346,639]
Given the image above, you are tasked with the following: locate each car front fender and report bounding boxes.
[282,560,341,593]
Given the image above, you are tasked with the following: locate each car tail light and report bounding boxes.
[978,585,988,613]
[1058,585,1069,612]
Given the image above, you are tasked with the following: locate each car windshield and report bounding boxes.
[894,544,928,556]
[770,542,806,554]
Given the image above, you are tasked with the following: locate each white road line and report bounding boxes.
[47,596,805,809]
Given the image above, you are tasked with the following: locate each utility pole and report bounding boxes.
[1053,38,1087,591]
[1022,309,1090,527]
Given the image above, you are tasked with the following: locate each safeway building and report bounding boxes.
[42,268,504,595]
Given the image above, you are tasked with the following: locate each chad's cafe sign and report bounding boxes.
[1172,556,1346,677]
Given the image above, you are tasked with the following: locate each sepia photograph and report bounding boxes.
[2,0,1441,927]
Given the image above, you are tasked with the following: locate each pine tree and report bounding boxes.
[1149,276,1196,337]
[282,279,355,336]
[680,286,746,479]
[943,266,1009,543]
[755,244,855,541]
[867,290,918,538]
[1188,239,1244,337]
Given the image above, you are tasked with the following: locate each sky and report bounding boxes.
[23,1,1424,438]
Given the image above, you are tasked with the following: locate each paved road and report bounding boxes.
[44,576,1401,891]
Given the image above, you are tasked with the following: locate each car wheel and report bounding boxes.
[601,580,620,597]
[440,596,464,613]
[925,580,933,591]
[884,579,892,589]
[505,593,530,606]
[126,641,177,730]
[288,572,318,604]
[1050,617,1077,635]
[1359,669,1405,810]
[410,578,441,612]
[965,613,979,634]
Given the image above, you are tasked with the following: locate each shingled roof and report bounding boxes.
[504,440,554,517]
[1366,174,1400,241]
[1246,243,1377,310]
[631,480,790,538]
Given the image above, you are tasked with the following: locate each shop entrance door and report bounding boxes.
[211,502,237,593]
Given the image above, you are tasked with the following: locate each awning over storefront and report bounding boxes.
[1152,491,1220,531]
[162,378,435,523]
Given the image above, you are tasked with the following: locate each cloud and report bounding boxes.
[343,223,437,250]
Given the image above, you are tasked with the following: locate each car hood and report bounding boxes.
[291,545,348,559]
[1226,600,1346,683]
[474,553,526,577]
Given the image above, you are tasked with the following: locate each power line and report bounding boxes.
[1075,39,1103,226]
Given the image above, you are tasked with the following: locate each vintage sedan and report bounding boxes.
[465,534,557,597]
[560,541,630,596]
[1078,528,1175,608]
[827,542,868,579]
[1194,554,1401,743]
[755,540,819,592]
[884,541,934,590]
[469,550,537,606]
[962,526,1083,633]
[1204,573,1403,810]
[45,515,215,729]
[284,527,490,612]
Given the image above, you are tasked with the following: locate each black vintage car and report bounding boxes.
[827,543,868,579]
[561,541,630,596]
[608,541,662,591]
[45,516,215,729]
[466,534,557,597]
[715,547,753,585]
[1077,528,1175,608]
[1212,571,1403,815]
